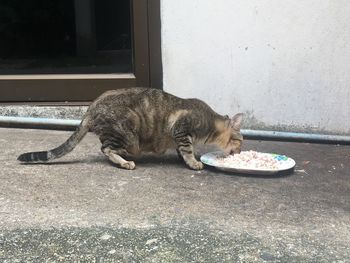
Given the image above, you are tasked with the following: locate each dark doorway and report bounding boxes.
[0,0,132,74]
[95,0,131,51]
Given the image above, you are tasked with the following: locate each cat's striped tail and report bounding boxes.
[17,117,90,163]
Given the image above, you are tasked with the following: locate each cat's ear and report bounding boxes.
[230,113,244,130]
[223,115,231,127]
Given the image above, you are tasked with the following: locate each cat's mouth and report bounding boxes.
[223,150,236,156]
[228,149,241,155]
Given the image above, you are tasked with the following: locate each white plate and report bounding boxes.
[200,151,296,175]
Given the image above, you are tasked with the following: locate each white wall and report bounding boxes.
[161,0,350,135]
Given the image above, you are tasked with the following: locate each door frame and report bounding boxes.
[0,0,162,104]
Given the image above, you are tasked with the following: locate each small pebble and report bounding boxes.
[100,234,112,240]
[146,238,158,245]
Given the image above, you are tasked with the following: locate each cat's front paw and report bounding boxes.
[121,161,136,170]
[189,161,204,170]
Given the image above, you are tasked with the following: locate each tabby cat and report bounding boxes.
[18,88,244,170]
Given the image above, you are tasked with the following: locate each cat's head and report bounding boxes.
[214,113,244,155]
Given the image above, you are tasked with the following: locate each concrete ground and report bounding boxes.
[0,128,349,262]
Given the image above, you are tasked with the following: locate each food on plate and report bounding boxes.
[217,150,287,170]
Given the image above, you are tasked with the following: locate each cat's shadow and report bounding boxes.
[20,160,84,165]
[20,153,294,178]
[19,153,184,167]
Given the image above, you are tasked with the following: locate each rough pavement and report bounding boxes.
[0,128,349,262]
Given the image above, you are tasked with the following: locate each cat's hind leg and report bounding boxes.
[102,147,136,170]
[99,129,139,170]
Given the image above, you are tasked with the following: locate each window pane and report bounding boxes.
[0,0,132,74]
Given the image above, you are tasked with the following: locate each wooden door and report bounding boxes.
[0,0,162,103]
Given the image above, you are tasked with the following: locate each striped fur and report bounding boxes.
[18,88,244,170]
